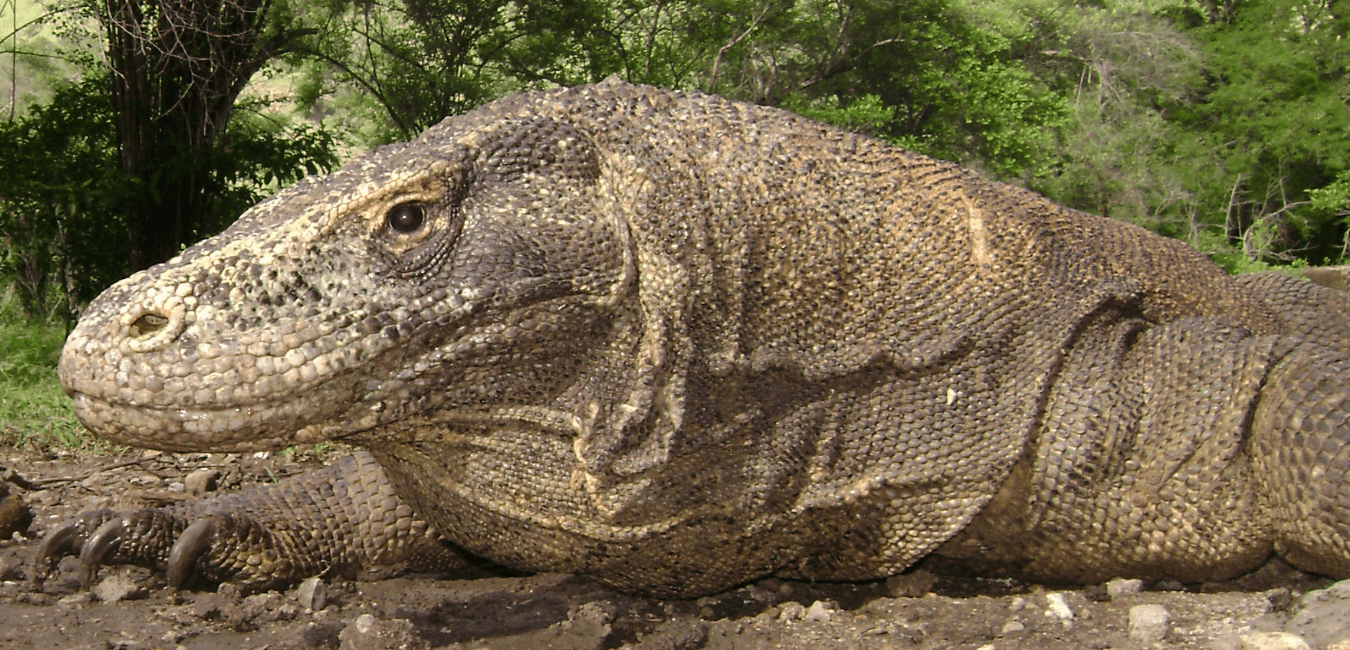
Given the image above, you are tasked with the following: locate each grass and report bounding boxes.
[0,289,331,458]
[0,293,91,451]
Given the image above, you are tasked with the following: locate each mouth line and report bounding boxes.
[67,385,351,452]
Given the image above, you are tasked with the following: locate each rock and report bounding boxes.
[1044,592,1074,622]
[1302,265,1350,292]
[216,581,244,601]
[240,592,285,622]
[565,601,616,638]
[1106,578,1144,600]
[0,554,23,581]
[297,576,329,610]
[1285,579,1350,650]
[777,602,806,621]
[803,600,834,623]
[627,619,708,650]
[339,613,427,650]
[1239,632,1312,650]
[57,592,93,606]
[192,593,227,620]
[184,468,221,496]
[300,622,344,649]
[1128,604,1169,643]
[92,573,148,603]
[886,569,937,597]
[0,483,32,539]
[1000,620,1025,635]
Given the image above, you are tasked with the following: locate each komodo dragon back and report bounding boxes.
[49,79,1350,596]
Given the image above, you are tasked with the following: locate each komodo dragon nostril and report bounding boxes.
[129,312,170,339]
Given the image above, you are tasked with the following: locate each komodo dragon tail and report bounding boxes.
[1252,344,1350,579]
[1241,272,1350,579]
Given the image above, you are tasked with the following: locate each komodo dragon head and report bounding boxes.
[59,91,639,452]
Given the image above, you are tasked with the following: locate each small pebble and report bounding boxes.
[339,614,427,650]
[58,592,93,606]
[1128,604,1169,643]
[1001,620,1025,635]
[803,600,833,623]
[1239,632,1312,650]
[185,468,221,496]
[0,555,22,581]
[191,593,226,620]
[297,576,328,610]
[1107,577,1144,600]
[886,569,937,597]
[92,573,148,603]
[1044,592,1073,621]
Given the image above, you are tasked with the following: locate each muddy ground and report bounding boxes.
[0,445,1347,650]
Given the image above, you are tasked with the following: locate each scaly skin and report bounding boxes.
[41,79,1350,597]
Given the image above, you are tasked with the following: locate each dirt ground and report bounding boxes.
[0,445,1347,650]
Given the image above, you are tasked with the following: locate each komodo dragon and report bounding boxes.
[35,78,1350,598]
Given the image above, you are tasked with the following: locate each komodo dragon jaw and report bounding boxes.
[57,114,631,452]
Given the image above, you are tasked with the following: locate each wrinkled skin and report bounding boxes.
[38,80,1350,597]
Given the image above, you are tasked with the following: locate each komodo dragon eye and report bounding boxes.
[386,203,426,234]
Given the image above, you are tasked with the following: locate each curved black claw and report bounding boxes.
[78,518,125,588]
[29,510,118,590]
[166,517,217,590]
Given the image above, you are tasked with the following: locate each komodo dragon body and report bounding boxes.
[42,79,1350,597]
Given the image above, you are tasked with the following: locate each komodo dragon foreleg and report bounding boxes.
[31,451,471,593]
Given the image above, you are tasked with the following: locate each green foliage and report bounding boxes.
[0,76,125,318]
[0,75,339,316]
[289,0,1068,177]
[763,0,1069,177]
[7,0,1350,296]
[289,0,623,143]
[1024,4,1203,229]
[1168,0,1350,264]
[1310,169,1350,215]
[781,93,902,142]
[0,290,88,450]
[1191,229,1308,275]
[1013,0,1350,268]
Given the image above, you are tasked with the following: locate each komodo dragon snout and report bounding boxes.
[36,78,1350,597]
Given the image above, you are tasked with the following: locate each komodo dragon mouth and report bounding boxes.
[59,269,592,452]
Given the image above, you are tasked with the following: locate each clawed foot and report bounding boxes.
[29,454,476,595]
[30,507,300,593]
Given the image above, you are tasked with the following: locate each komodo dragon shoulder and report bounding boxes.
[34,78,1350,597]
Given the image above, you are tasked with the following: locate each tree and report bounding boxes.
[565,0,1064,176]
[85,0,328,270]
[1022,2,1203,230]
[1173,0,1350,265]
[0,77,121,319]
[291,0,623,142]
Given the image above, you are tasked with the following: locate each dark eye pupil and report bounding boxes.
[387,203,425,233]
